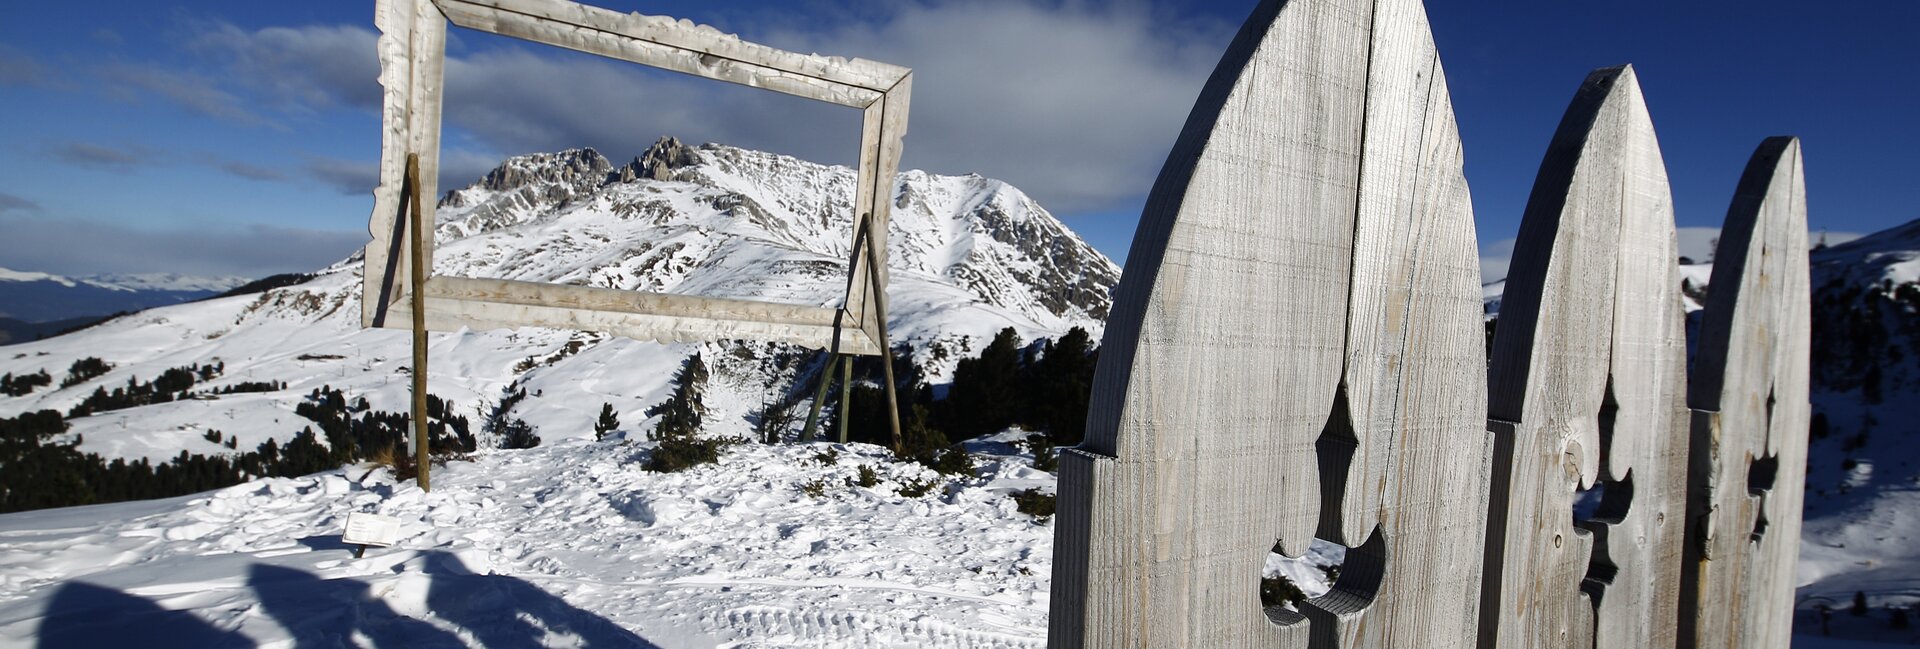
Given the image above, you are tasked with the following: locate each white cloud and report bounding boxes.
[0,45,47,86]
[177,2,1232,214]
[187,22,384,115]
[758,1,1232,212]
[42,142,154,172]
[95,63,280,129]
[0,192,41,214]
[0,215,364,278]
[1478,238,1515,285]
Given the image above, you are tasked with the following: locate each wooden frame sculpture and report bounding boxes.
[365,0,912,355]
[363,0,914,485]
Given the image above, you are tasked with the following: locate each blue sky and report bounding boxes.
[0,0,1914,279]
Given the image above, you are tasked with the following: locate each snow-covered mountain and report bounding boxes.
[0,138,1118,463]
[0,266,250,333]
[0,267,250,294]
[428,138,1115,337]
[0,139,1121,647]
[1795,219,1920,644]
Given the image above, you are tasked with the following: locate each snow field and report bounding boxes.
[0,435,1071,647]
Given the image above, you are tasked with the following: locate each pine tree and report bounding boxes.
[1852,590,1870,616]
[594,402,620,441]
[1026,327,1097,446]
[945,328,1024,440]
[648,354,708,441]
[644,353,726,472]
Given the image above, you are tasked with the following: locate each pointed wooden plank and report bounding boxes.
[1583,70,1691,649]
[1318,0,1492,646]
[1679,137,1810,649]
[1480,65,1691,649]
[1048,0,1489,645]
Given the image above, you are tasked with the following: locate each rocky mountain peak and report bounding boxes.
[428,139,1117,328]
[479,148,613,193]
[614,136,698,183]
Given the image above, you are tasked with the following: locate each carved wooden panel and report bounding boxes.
[1479,65,1690,649]
[1679,137,1810,649]
[1047,0,1489,645]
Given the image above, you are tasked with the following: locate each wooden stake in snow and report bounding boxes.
[1479,65,1690,649]
[1679,137,1811,649]
[407,153,430,492]
[1048,0,1490,645]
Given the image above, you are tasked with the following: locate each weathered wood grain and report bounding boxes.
[847,74,913,347]
[365,0,447,330]
[1479,65,1691,649]
[1048,0,1489,645]
[377,276,883,355]
[435,0,908,104]
[1679,137,1810,649]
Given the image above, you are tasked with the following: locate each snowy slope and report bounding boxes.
[1794,220,1920,645]
[0,138,1118,464]
[0,436,1062,647]
[0,139,1125,646]
[0,268,248,294]
[0,266,247,325]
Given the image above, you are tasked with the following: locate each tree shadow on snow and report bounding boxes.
[35,553,660,648]
[36,582,252,649]
[415,550,662,648]
[248,563,465,648]
[247,551,660,648]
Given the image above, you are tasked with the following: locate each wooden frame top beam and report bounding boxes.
[434,0,909,108]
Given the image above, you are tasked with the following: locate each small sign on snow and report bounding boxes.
[343,512,403,553]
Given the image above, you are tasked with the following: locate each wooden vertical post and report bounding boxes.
[799,352,837,442]
[860,217,905,454]
[406,153,430,492]
[836,356,853,444]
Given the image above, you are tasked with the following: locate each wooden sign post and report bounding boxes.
[343,511,405,558]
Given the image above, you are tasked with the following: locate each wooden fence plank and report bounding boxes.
[1679,137,1810,649]
[1480,65,1691,649]
[1048,0,1488,646]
